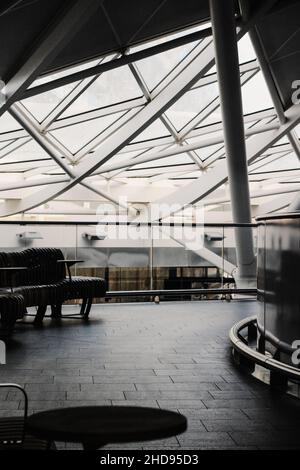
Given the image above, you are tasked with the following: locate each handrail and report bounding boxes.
[107,288,257,297]
[0,220,258,228]
[230,316,300,382]
[256,212,300,221]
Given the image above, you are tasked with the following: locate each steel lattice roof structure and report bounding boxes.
[0,0,299,222]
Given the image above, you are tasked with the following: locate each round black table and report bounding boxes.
[26,406,187,450]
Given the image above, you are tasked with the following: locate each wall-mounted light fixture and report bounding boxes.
[17,231,43,242]
[82,232,106,241]
[204,232,224,242]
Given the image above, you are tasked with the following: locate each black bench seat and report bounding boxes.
[0,293,25,337]
[0,248,106,325]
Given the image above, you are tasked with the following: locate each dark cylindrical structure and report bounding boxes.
[257,212,300,365]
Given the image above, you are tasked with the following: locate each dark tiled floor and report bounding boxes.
[2,300,300,450]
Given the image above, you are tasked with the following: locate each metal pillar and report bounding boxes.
[209,0,256,286]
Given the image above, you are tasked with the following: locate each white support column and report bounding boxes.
[209,0,256,286]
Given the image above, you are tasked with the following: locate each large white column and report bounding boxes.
[209,0,256,287]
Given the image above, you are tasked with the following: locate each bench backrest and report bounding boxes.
[0,248,66,287]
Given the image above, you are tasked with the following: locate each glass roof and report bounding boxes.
[0,25,299,222]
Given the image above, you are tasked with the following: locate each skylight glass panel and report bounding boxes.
[133,152,194,169]
[0,139,50,163]
[134,41,199,92]
[195,109,222,127]
[124,163,195,179]
[275,136,290,145]
[60,65,142,118]
[188,142,224,162]
[238,34,256,63]
[255,152,300,172]
[0,112,22,133]
[205,35,256,76]
[241,72,273,114]
[50,112,124,154]
[21,84,75,122]
[294,124,300,139]
[103,149,146,168]
[30,59,102,87]
[131,119,170,143]
[0,140,14,151]
[0,13,298,224]
[165,82,218,131]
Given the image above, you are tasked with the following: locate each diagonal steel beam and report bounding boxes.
[40,53,121,132]
[192,59,259,90]
[112,108,277,154]
[0,1,280,217]
[255,192,295,215]
[71,41,215,166]
[159,227,236,276]
[0,1,24,17]
[0,137,31,160]
[0,0,102,117]
[205,184,300,206]
[178,68,259,141]
[48,97,146,132]
[147,104,300,221]
[129,61,204,170]
[79,181,137,215]
[22,28,213,100]
[0,129,27,143]
[248,149,293,173]
[46,61,258,133]
[287,129,300,161]
[73,108,140,163]
[21,0,273,100]
[9,103,74,177]
[0,39,216,215]
[6,107,139,213]
[249,24,300,162]
[95,122,279,176]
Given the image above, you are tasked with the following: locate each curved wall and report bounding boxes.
[257,213,300,365]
